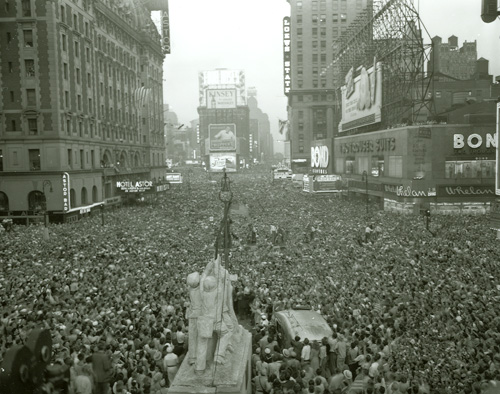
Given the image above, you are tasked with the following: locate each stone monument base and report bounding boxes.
[169,326,251,394]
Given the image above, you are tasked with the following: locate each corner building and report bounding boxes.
[0,0,167,221]
[285,0,369,174]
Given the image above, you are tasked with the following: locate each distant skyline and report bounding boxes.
[157,0,500,144]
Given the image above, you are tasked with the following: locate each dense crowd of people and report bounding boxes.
[1,166,500,394]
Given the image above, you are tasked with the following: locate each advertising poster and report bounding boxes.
[210,152,237,172]
[209,124,236,151]
[339,60,382,133]
[206,89,237,109]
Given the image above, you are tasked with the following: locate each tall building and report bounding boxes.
[428,36,478,81]
[0,0,167,221]
[197,69,250,172]
[247,90,273,164]
[285,0,369,173]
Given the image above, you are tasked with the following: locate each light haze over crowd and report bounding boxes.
[156,0,500,143]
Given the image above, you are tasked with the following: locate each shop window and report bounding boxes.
[23,30,33,47]
[0,191,8,210]
[388,156,403,178]
[28,191,45,212]
[345,158,355,175]
[445,160,494,179]
[357,156,369,175]
[371,156,384,177]
[29,149,40,170]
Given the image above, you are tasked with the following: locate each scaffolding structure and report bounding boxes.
[329,0,434,130]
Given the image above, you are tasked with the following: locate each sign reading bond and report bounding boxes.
[310,145,329,175]
[116,180,153,193]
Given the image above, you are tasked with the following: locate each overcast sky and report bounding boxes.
[155,0,500,141]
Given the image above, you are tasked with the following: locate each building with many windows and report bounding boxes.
[284,0,369,173]
[0,0,167,221]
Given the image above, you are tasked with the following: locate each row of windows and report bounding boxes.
[340,156,403,178]
[296,13,348,24]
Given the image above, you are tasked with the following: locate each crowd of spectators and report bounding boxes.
[1,166,500,394]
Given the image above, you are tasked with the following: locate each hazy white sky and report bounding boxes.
[156,0,500,140]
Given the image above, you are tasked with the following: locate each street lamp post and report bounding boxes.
[361,171,369,214]
[215,169,233,268]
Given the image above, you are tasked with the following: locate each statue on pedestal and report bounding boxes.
[187,255,239,374]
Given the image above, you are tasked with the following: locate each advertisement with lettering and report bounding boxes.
[206,89,237,109]
[438,185,495,197]
[283,17,291,95]
[210,152,237,172]
[209,124,237,151]
[198,69,246,107]
[339,60,382,133]
[116,180,154,193]
[310,139,331,174]
[62,172,70,212]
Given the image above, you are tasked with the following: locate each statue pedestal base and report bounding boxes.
[169,326,251,394]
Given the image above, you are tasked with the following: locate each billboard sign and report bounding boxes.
[310,139,331,174]
[210,152,237,172]
[198,69,246,107]
[209,124,236,151]
[166,173,183,183]
[206,89,237,109]
[62,172,70,212]
[283,17,291,95]
[161,10,170,54]
[116,180,154,193]
[339,60,382,133]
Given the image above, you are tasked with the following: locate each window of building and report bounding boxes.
[27,118,37,135]
[86,47,90,61]
[81,187,87,204]
[333,26,339,36]
[11,120,16,131]
[320,0,326,10]
[25,59,35,77]
[77,95,82,110]
[297,54,303,64]
[7,32,12,43]
[312,67,318,76]
[320,14,326,23]
[298,95,303,102]
[78,121,83,136]
[332,13,338,22]
[70,189,76,207]
[62,34,67,51]
[345,158,355,174]
[87,73,91,88]
[312,14,318,23]
[29,149,40,170]
[445,159,494,179]
[23,30,33,47]
[297,80,303,88]
[26,89,36,106]
[66,119,71,134]
[321,79,326,88]
[298,145,304,153]
[296,1,302,9]
[312,1,318,11]
[8,62,13,73]
[313,80,318,88]
[371,156,384,177]
[320,27,326,37]
[60,5,65,22]
[312,54,318,63]
[10,91,14,102]
[21,0,31,16]
[63,63,68,79]
[85,21,89,36]
[340,13,347,22]
[80,149,84,168]
[0,150,3,172]
[67,149,72,166]
[388,156,403,178]
[341,0,347,11]
[74,41,79,57]
[65,91,69,107]
[297,15,302,24]
[76,68,81,84]
[312,27,318,36]
[73,14,78,29]
[298,122,304,131]
[312,41,318,50]
[297,41,303,50]
[297,28,302,36]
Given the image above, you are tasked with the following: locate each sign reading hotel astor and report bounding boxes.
[283,17,291,95]
[339,59,382,133]
[116,180,153,193]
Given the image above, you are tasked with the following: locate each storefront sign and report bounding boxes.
[339,138,395,154]
[310,145,329,174]
[453,133,497,149]
[438,185,494,197]
[156,184,170,192]
[166,173,182,183]
[62,172,70,212]
[339,59,382,132]
[209,124,236,151]
[383,184,403,196]
[116,180,153,193]
[283,17,291,95]
[396,186,436,197]
[79,207,91,214]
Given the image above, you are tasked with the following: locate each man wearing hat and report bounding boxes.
[328,370,352,393]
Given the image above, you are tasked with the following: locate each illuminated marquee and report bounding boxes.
[116,180,153,193]
[62,172,70,212]
[283,17,291,95]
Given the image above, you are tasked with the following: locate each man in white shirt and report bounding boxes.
[301,338,311,365]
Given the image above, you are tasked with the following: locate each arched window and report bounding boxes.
[0,192,9,211]
[70,188,76,208]
[92,186,98,202]
[134,153,140,167]
[28,190,46,212]
[81,187,88,205]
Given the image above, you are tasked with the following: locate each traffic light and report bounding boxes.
[481,0,499,23]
